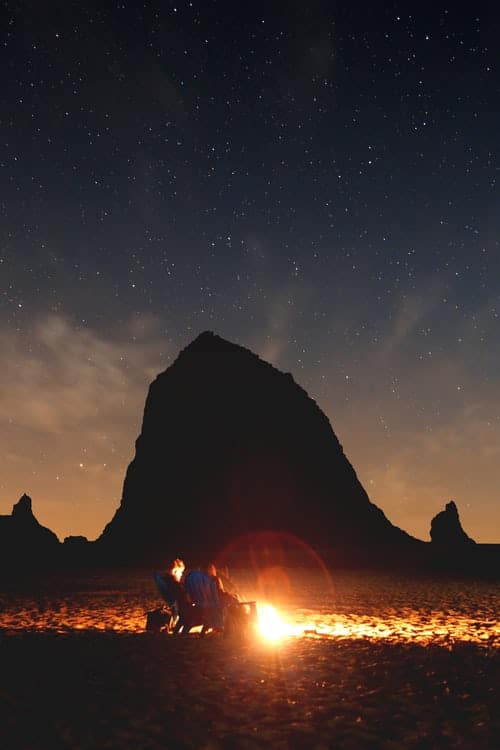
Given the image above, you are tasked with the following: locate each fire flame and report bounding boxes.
[257,604,290,641]
[171,559,185,583]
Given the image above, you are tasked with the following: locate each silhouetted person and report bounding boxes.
[205,562,239,605]
[155,558,190,633]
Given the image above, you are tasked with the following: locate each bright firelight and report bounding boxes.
[171,558,185,582]
[257,604,290,641]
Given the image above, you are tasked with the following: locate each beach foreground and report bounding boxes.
[1,631,498,750]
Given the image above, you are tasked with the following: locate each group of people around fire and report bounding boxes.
[156,558,241,635]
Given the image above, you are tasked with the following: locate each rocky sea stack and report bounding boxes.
[97,331,417,564]
[430,501,476,546]
[0,494,60,565]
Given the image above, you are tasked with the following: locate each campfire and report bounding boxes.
[256,604,297,641]
[257,604,287,640]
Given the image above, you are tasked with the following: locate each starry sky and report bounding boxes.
[1,0,499,543]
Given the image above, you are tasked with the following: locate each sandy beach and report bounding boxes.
[1,569,499,748]
[1,629,498,750]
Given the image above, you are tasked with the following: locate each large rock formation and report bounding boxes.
[98,331,418,564]
[430,501,476,546]
[0,494,60,565]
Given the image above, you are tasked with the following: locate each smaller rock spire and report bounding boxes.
[430,500,476,545]
[11,493,35,521]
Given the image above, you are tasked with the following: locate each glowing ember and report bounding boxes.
[257,604,290,641]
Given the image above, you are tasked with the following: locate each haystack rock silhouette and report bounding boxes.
[430,501,476,545]
[97,331,419,565]
[0,493,60,564]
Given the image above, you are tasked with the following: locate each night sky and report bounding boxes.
[1,1,499,543]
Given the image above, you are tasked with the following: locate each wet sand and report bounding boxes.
[1,630,498,749]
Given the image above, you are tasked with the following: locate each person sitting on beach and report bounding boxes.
[205,562,239,606]
[156,558,190,633]
[204,563,250,636]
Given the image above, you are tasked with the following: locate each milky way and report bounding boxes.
[1,1,499,542]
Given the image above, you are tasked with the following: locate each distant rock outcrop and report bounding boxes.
[0,494,60,564]
[97,331,418,564]
[430,501,476,545]
[62,535,92,565]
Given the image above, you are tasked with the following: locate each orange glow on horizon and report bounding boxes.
[0,315,500,543]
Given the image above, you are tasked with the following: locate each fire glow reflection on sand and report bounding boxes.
[1,595,499,647]
[1,561,499,647]
[255,603,500,645]
[2,602,498,647]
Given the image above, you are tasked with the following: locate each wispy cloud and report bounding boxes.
[253,280,314,367]
[257,292,295,365]
[381,286,443,357]
[0,314,170,539]
[324,291,500,543]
